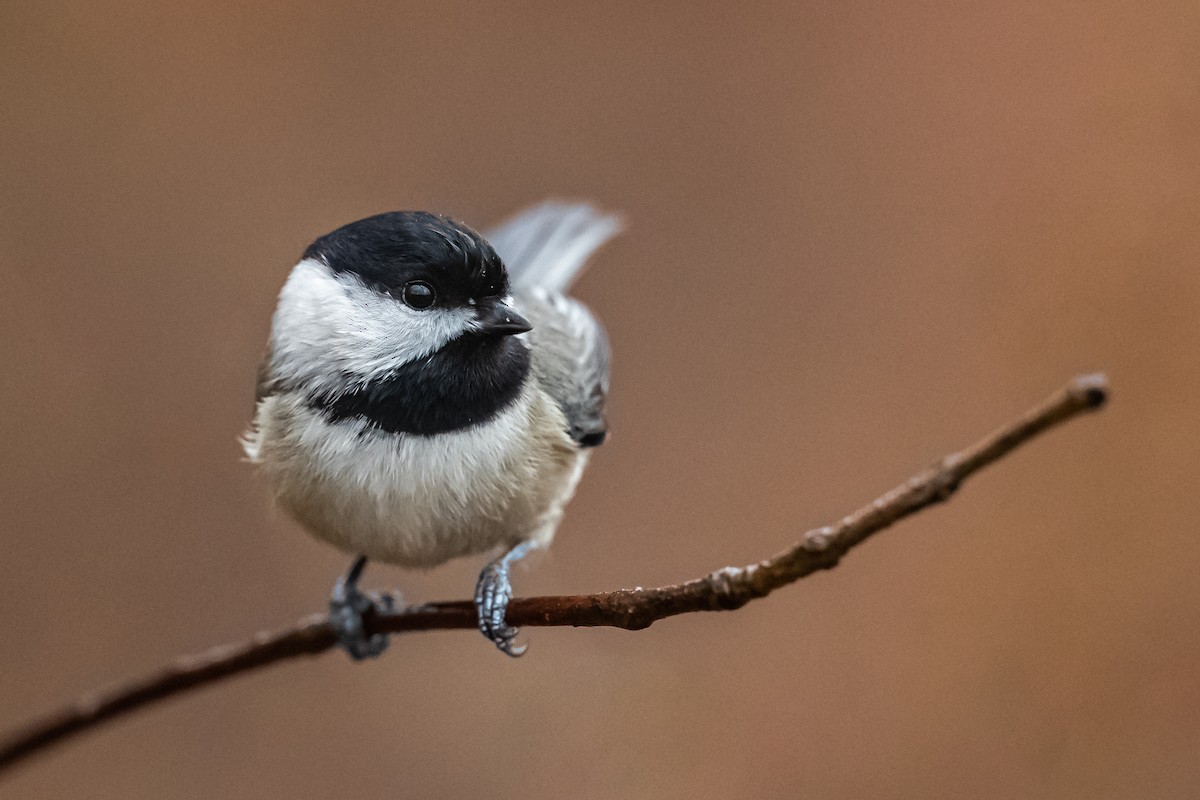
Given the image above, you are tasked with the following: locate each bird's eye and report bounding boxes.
[401,281,436,310]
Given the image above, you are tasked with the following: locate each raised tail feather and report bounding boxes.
[486,201,622,294]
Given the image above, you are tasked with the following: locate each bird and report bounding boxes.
[243,201,620,657]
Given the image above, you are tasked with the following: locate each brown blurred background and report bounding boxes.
[1,2,1198,797]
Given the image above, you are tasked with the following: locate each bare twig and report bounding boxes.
[0,374,1109,775]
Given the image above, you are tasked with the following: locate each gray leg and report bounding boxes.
[329,556,394,660]
[475,540,536,657]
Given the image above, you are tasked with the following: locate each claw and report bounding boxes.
[475,541,535,657]
[329,556,394,660]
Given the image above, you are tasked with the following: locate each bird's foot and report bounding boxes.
[330,557,395,660]
[475,558,526,657]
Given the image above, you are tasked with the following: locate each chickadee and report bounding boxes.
[243,202,620,657]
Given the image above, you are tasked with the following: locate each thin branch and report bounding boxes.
[0,374,1110,775]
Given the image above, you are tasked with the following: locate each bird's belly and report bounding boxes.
[257,390,580,568]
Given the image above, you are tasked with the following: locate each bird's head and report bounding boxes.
[268,211,532,400]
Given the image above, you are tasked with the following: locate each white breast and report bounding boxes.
[246,382,585,568]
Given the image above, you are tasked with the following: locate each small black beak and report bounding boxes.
[476,301,533,336]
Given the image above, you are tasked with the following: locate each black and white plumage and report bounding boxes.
[244,201,620,657]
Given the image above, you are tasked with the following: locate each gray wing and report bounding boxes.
[517,287,610,447]
[487,201,622,294]
[486,201,620,447]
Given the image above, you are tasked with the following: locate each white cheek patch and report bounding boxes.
[269,258,472,396]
